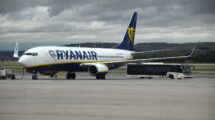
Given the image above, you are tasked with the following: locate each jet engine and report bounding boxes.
[88,63,109,76]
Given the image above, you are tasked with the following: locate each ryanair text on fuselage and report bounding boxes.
[49,50,98,60]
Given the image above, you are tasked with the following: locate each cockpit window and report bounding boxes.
[24,53,38,56]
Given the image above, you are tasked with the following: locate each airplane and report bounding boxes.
[13,12,199,80]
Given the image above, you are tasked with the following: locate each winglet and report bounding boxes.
[189,41,200,57]
[13,42,19,58]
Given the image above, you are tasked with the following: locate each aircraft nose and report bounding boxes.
[18,56,26,66]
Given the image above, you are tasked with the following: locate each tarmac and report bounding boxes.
[0,73,215,120]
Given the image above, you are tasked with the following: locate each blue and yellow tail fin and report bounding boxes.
[116,12,137,51]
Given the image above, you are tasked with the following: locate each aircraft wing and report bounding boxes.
[129,41,199,62]
[132,49,173,56]
[80,42,199,69]
[126,55,193,63]
[99,41,200,65]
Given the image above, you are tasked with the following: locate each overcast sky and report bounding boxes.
[0,0,215,50]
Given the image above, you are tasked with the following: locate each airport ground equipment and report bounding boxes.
[0,69,16,80]
[127,63,192,79]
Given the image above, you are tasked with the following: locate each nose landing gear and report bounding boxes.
[32,71,38,80]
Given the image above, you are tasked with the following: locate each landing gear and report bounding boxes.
[66,72,76,79]
[96,73,106,80]
[32,74,38,80]
[32,71,38,80]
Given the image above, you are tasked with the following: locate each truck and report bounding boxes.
[0,69,16,80]
[127,63,192,79]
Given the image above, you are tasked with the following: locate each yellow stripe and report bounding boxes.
[99,70,108,73]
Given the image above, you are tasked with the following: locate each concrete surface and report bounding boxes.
[0,74,215,120]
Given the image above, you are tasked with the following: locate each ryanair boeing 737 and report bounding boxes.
[13,12,199,80]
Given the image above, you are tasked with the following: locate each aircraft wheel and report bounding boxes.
[66,73,71,79]
[66,72,76,79]
[101,74,106,80]
[96,74,101,80]
[96,74,106,80]
[71,73,76,79]
[32,74,38,80]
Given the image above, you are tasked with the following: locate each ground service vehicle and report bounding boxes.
[0,69,16,80]
[127,63,192,79]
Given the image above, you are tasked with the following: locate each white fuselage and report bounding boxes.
[18,46,133,69]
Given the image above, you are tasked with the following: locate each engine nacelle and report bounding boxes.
[88,63,109,76]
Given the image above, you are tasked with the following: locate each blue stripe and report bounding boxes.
[26,63,125,73]
[26,63,86,73]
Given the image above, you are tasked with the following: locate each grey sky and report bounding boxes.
[0,0,215,50]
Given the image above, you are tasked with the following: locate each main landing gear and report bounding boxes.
[96,73,106,80]
[66,72,76,79]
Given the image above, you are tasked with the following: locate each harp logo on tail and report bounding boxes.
[128,27,135,42]
[115,12,137,51]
